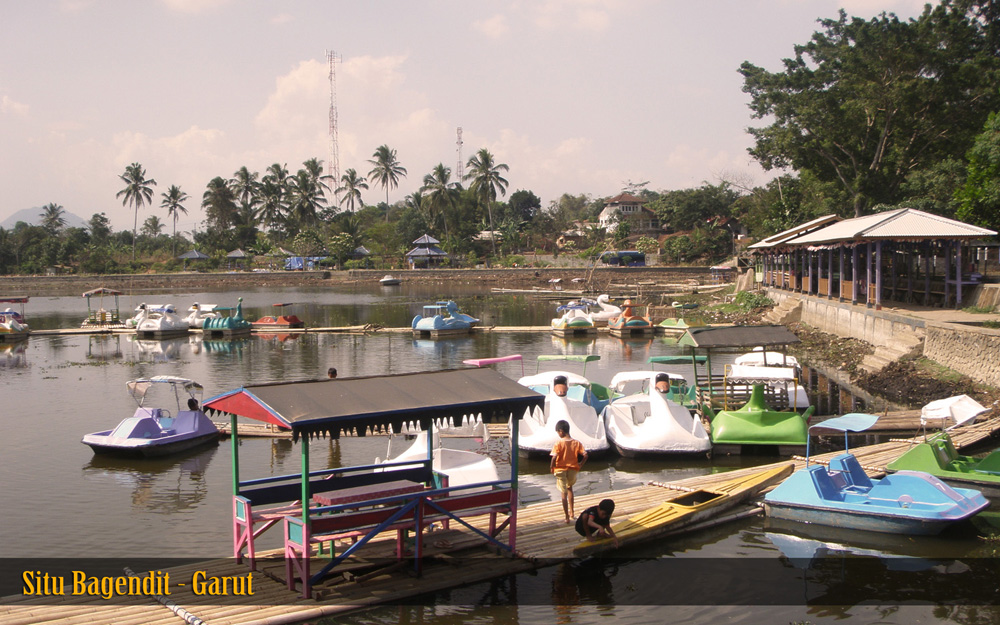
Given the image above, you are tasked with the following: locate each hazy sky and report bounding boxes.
[2,0,934,234]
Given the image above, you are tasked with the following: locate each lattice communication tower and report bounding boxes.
[456,127,464,181]
[327,50,342,201]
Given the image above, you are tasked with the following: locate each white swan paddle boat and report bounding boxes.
[81,376,220,458]
[513,370,610,458]
[377,423,498,490]
[185,303,221,329]
[602,371,711,457]
[128,303,191,339]
[580,294,621,325]
[0,296,29,342]
[551,302,596,337]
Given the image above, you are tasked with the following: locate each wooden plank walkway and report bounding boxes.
[6,414,999,625]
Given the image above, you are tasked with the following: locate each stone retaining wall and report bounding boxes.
[923,322,1000,388]
[766,287,1000,389]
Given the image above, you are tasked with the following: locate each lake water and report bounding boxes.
[3,285,998,624]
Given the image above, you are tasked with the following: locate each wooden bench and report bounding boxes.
[284,485,514,598]
[233,462,434,570]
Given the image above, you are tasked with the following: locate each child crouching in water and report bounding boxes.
[550,419,587,524]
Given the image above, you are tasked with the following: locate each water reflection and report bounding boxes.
[127,335,190,362]
[82,444,218,512]
[86,335,122,361]
[0,340,28,368]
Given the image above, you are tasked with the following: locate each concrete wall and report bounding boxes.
[766,287,1000,388]
[766,288,925,346]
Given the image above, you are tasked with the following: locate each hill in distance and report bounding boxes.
[1,207,90,230]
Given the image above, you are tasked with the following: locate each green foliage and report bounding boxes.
[649,183,739,232]
[734,291,774,310]
[634,236,659,255]
[740,4,1000,217]
[956,110,1000,231]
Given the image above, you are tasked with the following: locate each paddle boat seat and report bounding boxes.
[807,465,844,502]
[827,453,873,490]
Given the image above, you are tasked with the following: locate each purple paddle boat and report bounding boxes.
[82,376,220,458]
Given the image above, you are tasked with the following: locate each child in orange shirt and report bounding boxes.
[550,419,587,524]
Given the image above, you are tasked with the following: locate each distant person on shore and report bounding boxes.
[550,419,587,524]
[575,499,618,547]
[327,367,337,379]
[553,375,568,397]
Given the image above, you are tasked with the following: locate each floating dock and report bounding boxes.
[6,413,999,625]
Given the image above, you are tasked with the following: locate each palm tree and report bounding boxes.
[141,215,164,237]
[420,164,459,237]
[202,176,239,233]
[301,157,333,196]
[287,168,326,231]
[39,203,67,235]
[160,185,189,256]
[336,168,368,212]
[367,145,407,222]
[229,166,260,226]
[116,162,157,261]
[464,148,509,256]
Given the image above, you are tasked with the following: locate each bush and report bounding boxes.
[733,291,774,310]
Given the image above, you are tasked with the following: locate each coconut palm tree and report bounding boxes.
[464,149,508,256]
[336,168,368,213]
[229,166,260,226]
[116,162,157,261]
[40,203,67,235]
[301,157,333,195]
[202,176,239,233]
[141,215,164,237]
[420,164,460,238]
[367,145,407,221]
[160,185,189,257]
[287,168,326,231]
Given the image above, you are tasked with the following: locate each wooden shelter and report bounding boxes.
[203,368,544,598]
[749,208,996,308]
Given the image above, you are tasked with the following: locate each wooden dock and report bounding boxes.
[6,414,1000,625]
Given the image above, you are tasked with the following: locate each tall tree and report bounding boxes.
[39,203,66,235]
[336,168,368,213]
[230,166,260,226]
[956,109,1000,231]
[287,168,326,232]
[367,145,407,221]
[141,215,164,237]
[160,185,189,256]
[420,163,460,237]
[202,177,238,234]
[116,162,157,261]
[739,3,1000,217]
[464,148,509,255]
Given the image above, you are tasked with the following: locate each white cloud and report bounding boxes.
[160,0,233,14]
[270,13,294,25]
[473,14,509,40]
[58,0,96,13]
[1,95,29,116]
[527,0,626,33]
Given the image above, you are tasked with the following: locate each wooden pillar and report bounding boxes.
[301,434,310,526]
[924,241,932,306]
[907,243,914,303]
[807,249,813,294]
[231,414,240,496]
[890,243,897,301]
[827,248,833,298]
[955,241,962,310]
[866,242,873,306]
[875,241,883,309]
[839,246,845,301]
[852,245,859,304]
[944,241,951,308]
[509,413,519,551]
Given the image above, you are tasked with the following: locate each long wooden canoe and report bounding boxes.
[573,463,794,556]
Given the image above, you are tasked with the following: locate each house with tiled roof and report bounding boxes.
[598,193,660,234]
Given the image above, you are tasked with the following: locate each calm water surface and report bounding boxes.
[3,285,997,624]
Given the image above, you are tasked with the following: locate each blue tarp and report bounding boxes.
[284,256,327,270]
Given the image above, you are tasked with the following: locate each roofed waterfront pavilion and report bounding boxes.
[749,208,997,309]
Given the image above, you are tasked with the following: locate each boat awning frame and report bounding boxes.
[204,368,544,440]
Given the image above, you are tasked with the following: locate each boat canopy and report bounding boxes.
[204,368,545,440]
[678,325,800,349]
[805,413,880,462]
[82,288,122,298]
[537,354,600,363]
[726,364,798,383]
[0,296,29,303]
[920,395,989,428]
[648,355,708,365]
[610,370,685,391]
[127,376,204,401]
[463,354,524,376]
[519,371,591,388]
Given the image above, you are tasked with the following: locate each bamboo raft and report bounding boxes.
[5,414,999,625]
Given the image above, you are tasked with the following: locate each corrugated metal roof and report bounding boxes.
[747,214,840,249]
[787,208,995,245]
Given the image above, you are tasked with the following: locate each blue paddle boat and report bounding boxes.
[764,413,988,535]
[411,300,479,337]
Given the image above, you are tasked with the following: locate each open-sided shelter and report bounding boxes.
[203,367,544,597]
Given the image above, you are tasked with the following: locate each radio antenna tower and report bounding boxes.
[326,50,342,203]
[455,127,464,180]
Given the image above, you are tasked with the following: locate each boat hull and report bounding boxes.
[762,501,970,536]
[83,431,219,458]
[574,463,794,555]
